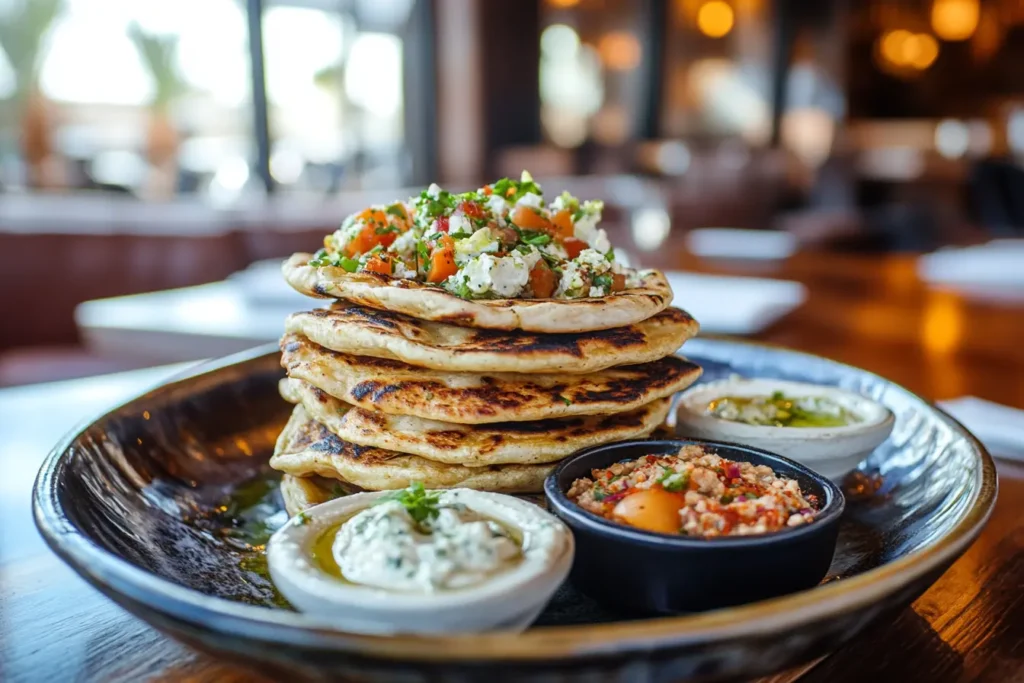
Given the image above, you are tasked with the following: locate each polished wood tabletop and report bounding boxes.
[2,248,1023,682]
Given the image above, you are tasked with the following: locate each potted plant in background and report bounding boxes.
[127,22,187,200]
[0,0,66,190]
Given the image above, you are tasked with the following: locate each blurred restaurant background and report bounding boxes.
[1,0,1023,388]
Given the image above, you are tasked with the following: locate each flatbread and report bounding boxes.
[280,474,360,517]
[282,253,673,333]
[280,377,671,465]
[285,302,697,374]
[271,406,553,492]
[280,333,702,424]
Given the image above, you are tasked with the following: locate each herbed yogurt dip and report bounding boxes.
[334,484,522,592]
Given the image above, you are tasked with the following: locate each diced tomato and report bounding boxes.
[528,260,557,298]
[362,254,392,275]
[562,237,588,259]
[344,223,397,256]
[427,246,457,283]
[550,209,574,239]
[483,185,493,195]
[611,273,626,292]
[436,233,455,251]
[357,208,387,224]
[436,216,450,233]
[459,201,486,220]
[510,206,551,231]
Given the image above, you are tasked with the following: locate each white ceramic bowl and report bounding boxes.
[267,489,574,635]
[675,378,895,481]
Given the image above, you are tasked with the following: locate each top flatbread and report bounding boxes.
[285,302,698,374]
[282,253,673,333]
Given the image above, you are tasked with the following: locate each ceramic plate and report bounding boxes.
[33,340,996,682]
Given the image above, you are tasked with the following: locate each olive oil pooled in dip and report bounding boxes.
[707,391,860,428]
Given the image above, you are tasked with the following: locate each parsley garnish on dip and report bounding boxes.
[307,171,648,300]
[333,483,522,592]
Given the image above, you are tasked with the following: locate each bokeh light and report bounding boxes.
[931,0,979,42]
[696,1,734,38]
[597,32,642,71]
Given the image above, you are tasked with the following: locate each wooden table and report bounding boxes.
[3,250,1023,682]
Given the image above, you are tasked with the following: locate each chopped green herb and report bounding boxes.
[560,395,572,406]
[296,511,311,525]
[377,482,441,529]
[720,494,735,504]
[375,225,399,235]
[604,249,616,262]
[385,203,407,219]
[659,468,689,493]
[519,230,551,246]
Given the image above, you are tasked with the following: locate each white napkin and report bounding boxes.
[665,271,807,335]
[918,240,1024,290]
[937,396,1024,462]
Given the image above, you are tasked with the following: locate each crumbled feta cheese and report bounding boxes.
[448,213,472,237]
[486,194,509,217]
[516,192,543,210]
[390,229,420,260]
[489,254,531,297]
[576,248,611,273]
[426,183,442,199]
[393,260,417,279]
[557,262,587,297]
[588,285,607,297]
[454,253,531,298]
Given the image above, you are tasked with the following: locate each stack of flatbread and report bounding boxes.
[273,248,701,516]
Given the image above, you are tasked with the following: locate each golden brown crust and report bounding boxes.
[279,377,671,465]
[271,406,553,492]
[279,333,703,424]
[285,302,698,374]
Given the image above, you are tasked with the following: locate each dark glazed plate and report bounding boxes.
[544,439,844,614]
[33,340,997,683]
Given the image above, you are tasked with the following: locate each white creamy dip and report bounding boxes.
[334,498,521,592]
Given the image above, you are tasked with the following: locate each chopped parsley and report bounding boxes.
[377,482,440,529]
[519,230,552,246]
[658,467,689,493]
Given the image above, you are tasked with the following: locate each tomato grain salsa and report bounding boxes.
[566,446,819,537]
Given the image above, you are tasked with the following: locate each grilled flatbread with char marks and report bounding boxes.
[272,406,553,493]
[280,377,670,465]
[285,302,697,374]
[280,333,702,425]
[283,253,673,333]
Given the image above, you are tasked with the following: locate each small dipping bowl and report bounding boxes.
[268,489,574,634]
[544,439,844,615]
[676,378,895,481]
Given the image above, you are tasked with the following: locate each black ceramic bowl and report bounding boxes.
[544,439,845,615]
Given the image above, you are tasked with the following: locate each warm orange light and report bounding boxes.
[697,0,735,38]
[905,33,940,69]
[546,0,581,7]
[879,29,912,65]
[598,32,642,71]
[878,30,939,70]
[931,0,979,41]
[921,291,963,356]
